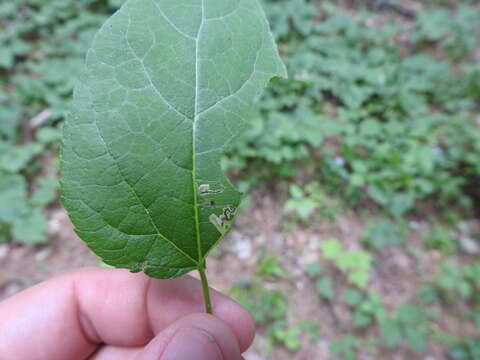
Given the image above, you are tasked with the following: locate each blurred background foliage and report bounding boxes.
[1,0,480,358]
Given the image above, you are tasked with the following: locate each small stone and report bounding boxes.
[460,220,480,233]
[35,247,52,262]
[458,221,470,234]
[409,221,427,231]
[48,211,64,235]
[459,236,480,255]
[392,253,411,269]
[334,156,345,167]
[0,244,10,260]
[409,221,419,229]
[301,252,319,265]
[235,239,252,260]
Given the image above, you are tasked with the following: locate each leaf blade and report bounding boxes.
[61,0,285,278]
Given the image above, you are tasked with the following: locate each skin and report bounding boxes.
[0,267,255,360]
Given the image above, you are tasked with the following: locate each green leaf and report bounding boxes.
[0,223,9,244]
[0,119,19,140]
[316,277,334,300]
[289,184,304,199]
[12,210,48,244]
[343,288,364,307]
[305,262,324,277]
[388,192,414,217]
[330,334,358,360]
[31,177,59,208]
[0,173,49,244]
[272,322,302,351]
[397,304,426,324]
[0,143,42,173]
[348,269,370,289]
[284,197,317,220]
[352,311,372,329]
[405,327,427,352]
[380,319,402,349]
[0,173,28,224]
[363,220,405,250]
[37,127,63,145]
[61,0,286,278]
[320,238,343,260]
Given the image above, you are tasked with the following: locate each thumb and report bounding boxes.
[135,314,244,360]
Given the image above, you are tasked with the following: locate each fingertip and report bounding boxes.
[213,298,256,352]
[138,314,242,360]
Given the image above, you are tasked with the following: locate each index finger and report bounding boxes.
[0,267,255,360]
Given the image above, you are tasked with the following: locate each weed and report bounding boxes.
[320,238,372,289]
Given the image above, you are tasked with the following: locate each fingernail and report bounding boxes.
[161,327,223,360]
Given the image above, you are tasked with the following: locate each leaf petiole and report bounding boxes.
[198,262,212,314]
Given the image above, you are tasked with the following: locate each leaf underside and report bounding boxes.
[61,0,286,278]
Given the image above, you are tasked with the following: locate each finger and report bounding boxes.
[90,314,242,360]
[137,314,241,360]
[0,267,255,360]
[92,347,246,360]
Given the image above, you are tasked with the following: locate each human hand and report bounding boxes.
[0,268,255,360]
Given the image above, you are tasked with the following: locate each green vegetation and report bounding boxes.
[228,0,480,217]
[228,0,480,357]
[451,337,480,360]
[342,289,385,329]
[321,238,372,289]
[379,304,435,352]
[284,182,343,223]
[362,220,405,250]
[2,0,480,358]
[231,258,308,352]
[0,0,118,243]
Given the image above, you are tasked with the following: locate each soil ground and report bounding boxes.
[1,189,479,360]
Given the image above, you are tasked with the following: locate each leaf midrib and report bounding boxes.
[90,1,224,268]
[192,0,205,266]
[93,1,208,268]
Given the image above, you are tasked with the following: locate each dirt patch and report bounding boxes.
[1,192,479,359]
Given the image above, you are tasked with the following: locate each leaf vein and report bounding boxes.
[125,12,192,120]
[91,115,198,265]
[150,0,196,40]
[192,0,205,264]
